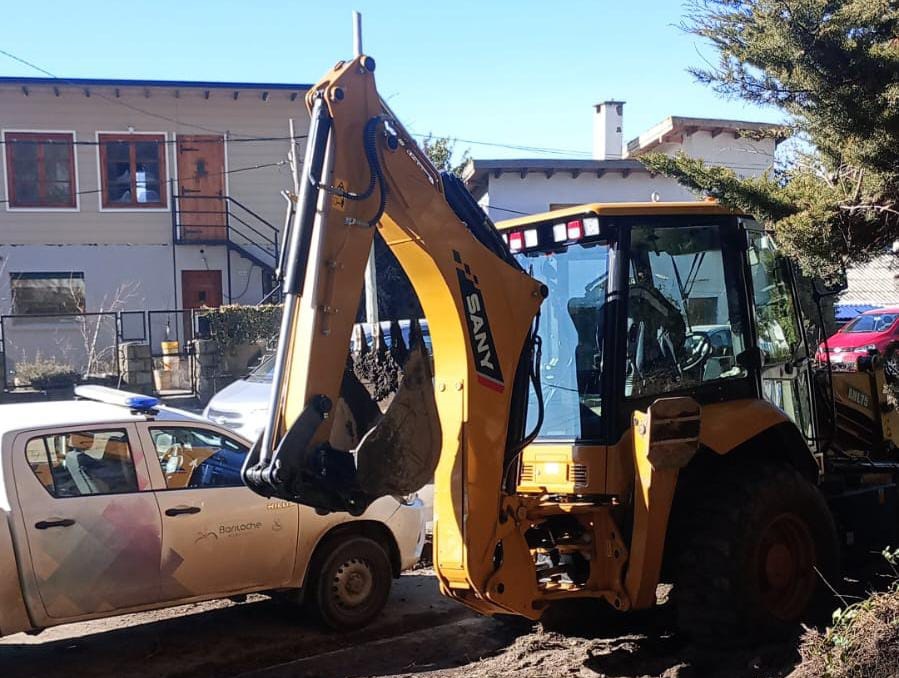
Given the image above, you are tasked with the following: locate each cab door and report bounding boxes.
[138,423,299,600]
[745,226,815,437]
[11,424,161,621]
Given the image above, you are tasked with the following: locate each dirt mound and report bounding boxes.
[419,619,798,678]
[791,588,899,678]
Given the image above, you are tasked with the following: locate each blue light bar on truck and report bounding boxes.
[73,385,161,411]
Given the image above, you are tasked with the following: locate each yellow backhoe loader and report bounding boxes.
[243,54,899,642]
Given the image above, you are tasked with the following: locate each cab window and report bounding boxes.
[519,242,610,439]
[747,231,800,365]
[25,429,139,497]
[625,224,747,399]
[150,427,248,489]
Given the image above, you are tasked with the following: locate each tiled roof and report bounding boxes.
[839,255,899,305]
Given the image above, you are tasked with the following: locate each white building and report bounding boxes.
[463,100,780,221]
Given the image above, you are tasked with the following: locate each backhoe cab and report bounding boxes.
[244,54,899,642]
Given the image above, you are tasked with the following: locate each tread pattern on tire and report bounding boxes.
[673,460,838,645]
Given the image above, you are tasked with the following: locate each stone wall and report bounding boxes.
[193,339,221,404]
[118,342,153,394]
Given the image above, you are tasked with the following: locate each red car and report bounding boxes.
[816,306,899,367]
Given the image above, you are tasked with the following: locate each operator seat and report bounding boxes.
[567,284,605,395]
[627,284,687,394]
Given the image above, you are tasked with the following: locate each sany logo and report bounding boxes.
[454,250,504,392]
[466,292,496,371]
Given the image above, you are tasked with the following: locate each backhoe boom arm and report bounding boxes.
[242,56,546,614]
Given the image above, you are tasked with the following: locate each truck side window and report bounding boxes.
[150,427,248,489]
[25,429,138,497]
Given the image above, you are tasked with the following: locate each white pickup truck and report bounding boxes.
[0,388,424,637]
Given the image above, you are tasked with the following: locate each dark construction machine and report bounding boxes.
[241,53,899,642]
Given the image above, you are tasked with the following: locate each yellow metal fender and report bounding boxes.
[699,398,791,454]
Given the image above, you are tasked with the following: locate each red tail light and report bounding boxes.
[567,220,583,240]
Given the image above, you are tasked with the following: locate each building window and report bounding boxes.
[98,134,166,208]
[11,272,85,315]
[3,132,76,208]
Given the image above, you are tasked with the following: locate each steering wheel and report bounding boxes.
[681,331,713,372]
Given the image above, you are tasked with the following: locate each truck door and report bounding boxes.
[746,227,815,437]
[12,425,161,621]
[138,423,299,600]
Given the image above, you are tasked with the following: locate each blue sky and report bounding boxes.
[0,0,782,159]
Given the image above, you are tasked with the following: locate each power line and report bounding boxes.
[487,205,531,215]
[0,47,302,140]
[411,132,593,157]
[0,135,308,146]
[0,159,288,205]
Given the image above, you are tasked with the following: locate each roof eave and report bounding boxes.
[0,76,312,92]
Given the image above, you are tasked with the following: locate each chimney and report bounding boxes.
[593,100,625,160]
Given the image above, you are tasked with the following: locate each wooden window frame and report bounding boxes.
[98,133,167,209]
[4,132,77,208]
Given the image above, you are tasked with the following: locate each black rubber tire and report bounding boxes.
[308,535,392,631]
[673,461,839,645]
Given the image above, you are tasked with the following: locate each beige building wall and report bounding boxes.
[0,81,310,319]
[0,81,309,245]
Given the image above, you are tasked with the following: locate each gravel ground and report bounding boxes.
[8,563,892,678]
[0,570,467,678]
[0,571,801,678]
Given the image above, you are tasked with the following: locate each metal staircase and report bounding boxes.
[171,184,279,301]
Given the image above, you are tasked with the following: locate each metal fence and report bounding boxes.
[0,308,209,392]
[0,309,431,395]
[146,309,199,394]
[0,311,122,390]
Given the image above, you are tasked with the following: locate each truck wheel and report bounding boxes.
[674,461,838,644]
[309,535,392,631]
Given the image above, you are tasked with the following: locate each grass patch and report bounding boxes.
[794,548,899,678]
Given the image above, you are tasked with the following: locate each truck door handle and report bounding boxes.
[165,506,201,516]
[35,518,75,529]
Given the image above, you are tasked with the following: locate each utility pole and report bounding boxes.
[287,118,300,196]
[354,10,380,328]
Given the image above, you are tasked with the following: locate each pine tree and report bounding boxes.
[641,0,899,278]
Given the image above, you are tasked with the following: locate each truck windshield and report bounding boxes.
[516,242,610,440]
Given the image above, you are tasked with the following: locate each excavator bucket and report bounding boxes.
[355,342,441,496]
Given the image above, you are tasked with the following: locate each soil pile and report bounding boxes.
[791,588,899,678]
[415,612,800,678]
